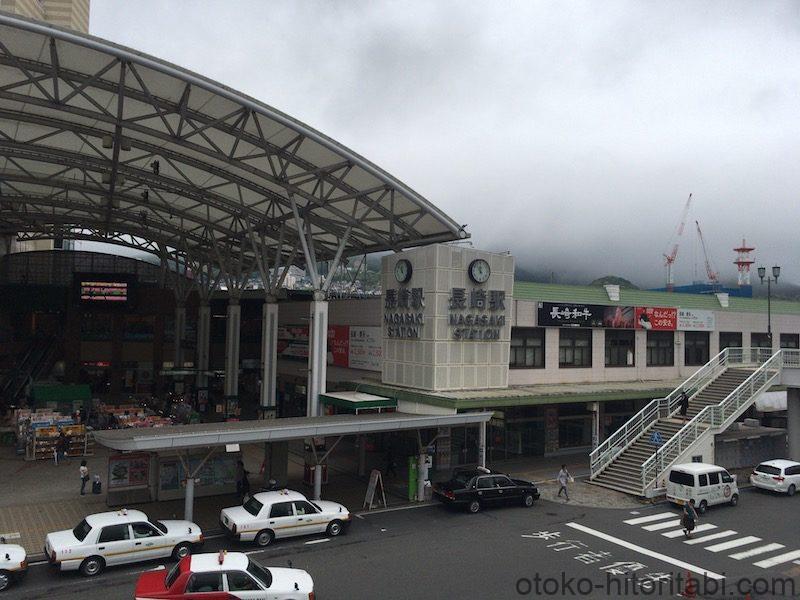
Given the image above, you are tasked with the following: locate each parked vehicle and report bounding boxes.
[666,462,739,513]
[45,509,203,576]
[433,467,539,513]
[0,537,27,592]
[220,490,350,547]
[750,459,800,496]
[134,551,314,599]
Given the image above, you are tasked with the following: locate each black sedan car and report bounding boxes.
[434,467,539,513]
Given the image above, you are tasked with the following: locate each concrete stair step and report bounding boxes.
[588,478,643,496]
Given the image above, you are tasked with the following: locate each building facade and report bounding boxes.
[0,0,89,33]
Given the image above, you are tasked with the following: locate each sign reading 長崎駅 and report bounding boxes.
[384,287,425,339]
[449,287,506,340]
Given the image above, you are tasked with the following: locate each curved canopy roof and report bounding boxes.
[0,13,465,283]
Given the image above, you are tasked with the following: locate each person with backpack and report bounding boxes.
[682,498,698,538]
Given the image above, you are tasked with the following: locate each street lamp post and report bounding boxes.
[758,265,781,348]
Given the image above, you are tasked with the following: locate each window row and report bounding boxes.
[509,329,799,369]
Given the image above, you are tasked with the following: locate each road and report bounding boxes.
[9,487,800,599]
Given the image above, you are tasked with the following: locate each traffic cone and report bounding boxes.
[682,570,697,598]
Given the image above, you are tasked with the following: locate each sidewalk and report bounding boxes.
[0,443,640,558]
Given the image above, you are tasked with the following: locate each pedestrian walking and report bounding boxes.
[557,464,573,501]
[55,430,68,464]
[678,389,690,420]
[235,460,250,501]
[682,499,698,538]
[79,460,90,495]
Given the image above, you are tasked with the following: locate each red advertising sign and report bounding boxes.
[635,307,677,331]
[328,325,350,367]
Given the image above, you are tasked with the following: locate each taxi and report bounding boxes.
[0,537,27,592]
[134,551,314,599]
[44,509,203,576]
[220,489,350,547]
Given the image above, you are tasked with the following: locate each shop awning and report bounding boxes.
[320,391,397,412]
[92,411,493,452]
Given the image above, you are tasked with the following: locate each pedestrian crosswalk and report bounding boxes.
[623,511,798,571]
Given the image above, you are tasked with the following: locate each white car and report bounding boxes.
[751,459,800,496]
[220,489,351,547]
[134,551,314,599]
[0,538,27,592]
[45,509,203,576]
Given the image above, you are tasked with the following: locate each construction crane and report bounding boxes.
[663,193,692,291]
[695,220,719,285]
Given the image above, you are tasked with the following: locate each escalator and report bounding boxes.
[0,334,57,405]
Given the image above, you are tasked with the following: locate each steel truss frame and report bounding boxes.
[0,14,465,287]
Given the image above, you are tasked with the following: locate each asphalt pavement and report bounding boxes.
[7,487,800,600]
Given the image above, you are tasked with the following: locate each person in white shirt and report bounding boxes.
[79,460,89,496]
[557,465,572,501]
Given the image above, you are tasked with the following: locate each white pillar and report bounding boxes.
[184,476,195,522]
[307,294,328,418]
[196,301,210,389]
[788,388,800,462]
[260,298,279,418]
[224,298,241,399]
[313,463,323,500]
[590,401,600,450]
[417,453,426,501]
[478,421,487,468]
[174,303,186,368]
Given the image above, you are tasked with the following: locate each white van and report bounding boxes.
[666,463,739,514]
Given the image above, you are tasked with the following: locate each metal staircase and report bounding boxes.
[589,348,783,497]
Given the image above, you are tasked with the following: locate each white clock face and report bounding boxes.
[394,259,412,283]
[469,259,491,284]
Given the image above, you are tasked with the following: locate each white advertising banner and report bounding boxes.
[677,309,715,331]
[349,326,382,371]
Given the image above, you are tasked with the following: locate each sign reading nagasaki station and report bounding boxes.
[384,287,425,338]
[449,288,506,340]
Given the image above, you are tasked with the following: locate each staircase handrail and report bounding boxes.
[640,350,783,491]
[589,347,731,478]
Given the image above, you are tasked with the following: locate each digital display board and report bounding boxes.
[80,280,129,302]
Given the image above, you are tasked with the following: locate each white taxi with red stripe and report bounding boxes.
[220,490,350,547]
[45,509,202,577]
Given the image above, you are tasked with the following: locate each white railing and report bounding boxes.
[782,348,800,368]
[590,347,731,479]
[640,350,782,492]
[589,346,776,480]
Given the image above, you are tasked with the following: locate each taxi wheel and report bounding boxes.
[172,542,192,560]
[698,500,708,514]
[729,494,739,507]
[0,570,10,592]
[327,520,343,537]
[79,556,104,577]
[787,485,796,497]
[522,493,535,508]
[467,500,481,514]
[254,530,274,547]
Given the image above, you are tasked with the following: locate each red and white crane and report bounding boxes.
[663,193,692,291]
[694,220,719,285]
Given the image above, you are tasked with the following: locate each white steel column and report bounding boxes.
[184,476,195,522]
[196,301,210,389]
[260,298,279,418]
[478,420,487,468]
[307,292,328,417]
[313,462,323,501]
[174,303,186,368]
[224,298,241,399]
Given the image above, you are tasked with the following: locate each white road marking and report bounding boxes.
[683,530,737,545]
[729,543,785,560]
[662,523,716,538]
[705,536,762,553]
[642,519,683,531]
[28,560,48,567]
[623,512,677,525]
[754,549,800,569]
[566,522,725,581]
[628,511,640,515]
[304,538,330,545]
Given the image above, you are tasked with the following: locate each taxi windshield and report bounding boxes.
[243,496,263,517]
[154,521,168,534]
[72,519,92,541]
[246,559,273,588]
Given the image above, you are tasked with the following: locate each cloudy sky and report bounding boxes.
[91,1,800,287]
